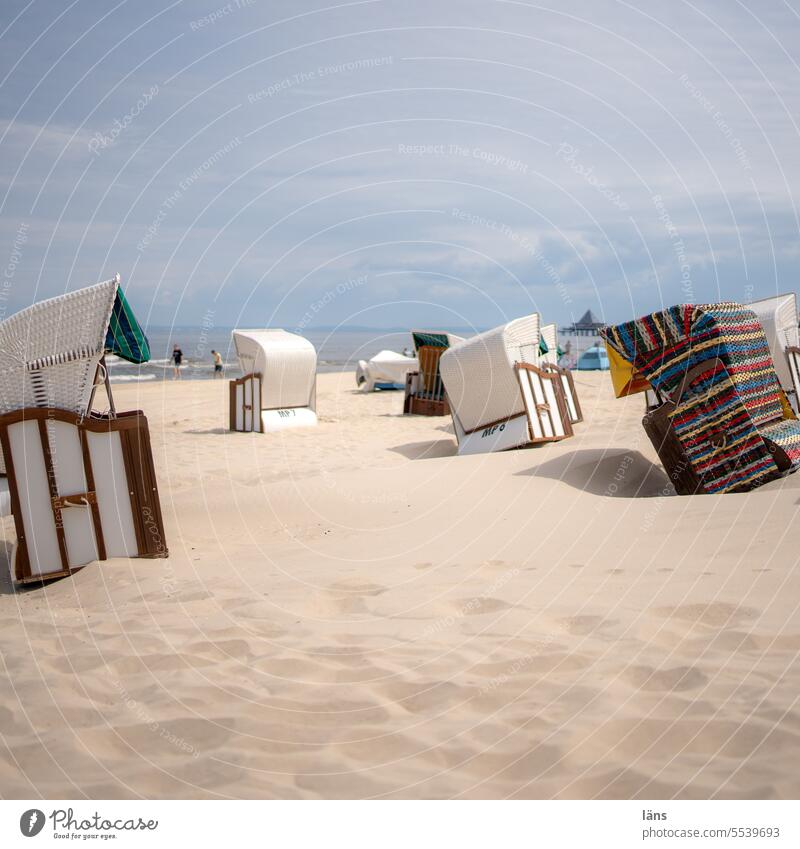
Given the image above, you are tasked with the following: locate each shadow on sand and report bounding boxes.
[518,449,674,498]
[389,439,458,460]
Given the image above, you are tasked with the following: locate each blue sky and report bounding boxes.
[1,0,799,332]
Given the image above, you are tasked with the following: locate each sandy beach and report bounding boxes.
[2,369,799,800]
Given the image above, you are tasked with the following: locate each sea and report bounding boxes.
[107,327,423,383]
[106,326,605,383]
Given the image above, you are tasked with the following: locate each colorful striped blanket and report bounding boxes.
[602,303,800,493]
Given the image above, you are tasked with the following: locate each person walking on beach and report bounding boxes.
[211,350,224,378]
[172,344,183,379]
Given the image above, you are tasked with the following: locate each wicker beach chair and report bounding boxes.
[230,329,317,432]
[750,293,800,413]
[601,302,800,495]
[439,314,576,455]
[403,331,464,416]
[0,276,167,582]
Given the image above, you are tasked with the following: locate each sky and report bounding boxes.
[1,0,800,333]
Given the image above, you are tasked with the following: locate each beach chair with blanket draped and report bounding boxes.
[403,331,464,416]
[439,314,575,455]
[0,275,167,583]
[601,302,800,495]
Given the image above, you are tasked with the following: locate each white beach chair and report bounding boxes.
[230,329,318,432]
[356,350,418,392]
[439,314,574,455]
[0,277,168,583]
[750,293,800,412]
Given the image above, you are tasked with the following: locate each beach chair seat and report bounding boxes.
[404,332,463,416]
[602,302,800,494]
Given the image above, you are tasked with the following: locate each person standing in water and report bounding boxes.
[211,350,224,378]
[172,344,183,379]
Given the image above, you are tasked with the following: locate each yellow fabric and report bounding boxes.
[606,342,652,398]
[779,387,797,420]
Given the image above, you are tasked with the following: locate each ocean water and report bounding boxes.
[106,327,419,383]
[105,326,604,383]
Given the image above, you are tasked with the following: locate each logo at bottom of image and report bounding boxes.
[19,808,159,839]
[20,810,46,838]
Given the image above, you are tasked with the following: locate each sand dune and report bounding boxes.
[2,370,800,799]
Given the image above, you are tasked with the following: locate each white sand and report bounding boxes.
[2,370,800,799]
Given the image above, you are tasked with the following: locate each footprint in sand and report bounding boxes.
[625,664,708,692]
[559,615,616,636]
[450,597,517,616]
[654,602,758,628]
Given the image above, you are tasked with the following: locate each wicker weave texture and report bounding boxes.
[440,314,540,432]
[749,293,799,395]
[540,323,558,365]
[0,279,118,417]
[233,329,317,409]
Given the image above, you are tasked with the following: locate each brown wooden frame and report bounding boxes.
[515,363,574,443]
[0,407,167,583]
[541,363,583,423]
[229,372,262,432]
[403,346,451,416]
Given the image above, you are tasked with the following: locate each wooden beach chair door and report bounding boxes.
[0,408,168,583]
[229,373,262,432]
[417,345,445,400]
[515,364,573,443]
[542,364,583,424]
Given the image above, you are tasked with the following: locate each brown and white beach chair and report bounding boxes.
[439,314,576,455]
[403,331,464,416]
[230,329,318,432]
[0,277,168,583]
